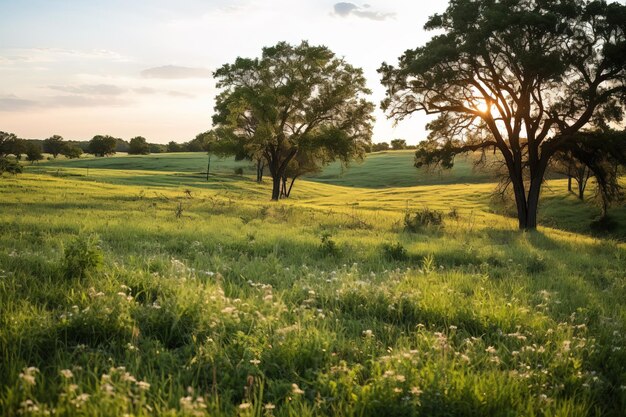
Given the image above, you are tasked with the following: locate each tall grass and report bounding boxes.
[0,170,625,416]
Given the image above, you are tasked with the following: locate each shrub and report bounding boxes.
[590,215,619,233]
[319,232,340,257]
[382,242,407,261]
[404,208,444,232]
[0,157,22,175]
[62,234,104,279]
[234,167,244,176]
[526,254,546,274]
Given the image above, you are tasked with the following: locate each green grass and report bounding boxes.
[1,156,625,416]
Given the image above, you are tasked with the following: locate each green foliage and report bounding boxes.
[43,135,64,158]
[382,242,407,261]
[390,139,407,150]
[380,0,626,230]
[128,136,150,155]
[370,142,390,152]
[319,232,340,257]
[234,167,244,176]
[61,143,83,159]
[0,157,22,175]
[213,41,374,200]
[25,141,43,163]
[404,208,444,233]
[88,135,118,157]
[62,234,104,279]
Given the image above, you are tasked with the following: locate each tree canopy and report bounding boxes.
[213,41,374,200]
[128,136,150,155]
[43,135,64,158]
[88,135,118,157]
[380,0,626,229]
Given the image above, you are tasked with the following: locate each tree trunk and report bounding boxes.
[271,175,281,201]
[280,176,286,198]
[256,159,264,183]
[286,177,297,197]
[567,176,572,192]
[578,181,585,200]
[510,172,529,230]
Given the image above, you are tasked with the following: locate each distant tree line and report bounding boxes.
[367,139,417,152]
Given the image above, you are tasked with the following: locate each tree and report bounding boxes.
[43,135,64,158]
[0,131,17,157]
[380,0,626,230]
[0,157,22,175]
[61,143,83,159]
[213,41,374,200]
[558,129,626,217]
[128,136,150,155]
[9,137,27,160]
[371,142,390,152]
[25,141,43,164]
[88,135,117,157]
[166,141,182,152]
[551,150,592,200]
[390,139,407,150]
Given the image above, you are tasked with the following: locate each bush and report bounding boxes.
[0,157,22,175]
[234,167,244,176]
[404,208,444,232]
[62,234,104,279]
[590,215,619,233]
[382,242,408,261]
[319,232,340,257]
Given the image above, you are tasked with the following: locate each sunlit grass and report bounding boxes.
[1,164,625,416]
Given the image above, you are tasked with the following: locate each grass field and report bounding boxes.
[1,153,626,416]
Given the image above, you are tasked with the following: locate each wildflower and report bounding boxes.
[60,369,74,379]
[410,386,423,396]
[485,346,497,354]
[291,383,305,395]
[395,374,406,382]
[19,367,39,386]
[249,359,261,366]
[362,329,374,338]
[101,383,115,395]
[264,403,276,410]
[449,325,457,331]
[138,381,151,391]
[239,403,251,409]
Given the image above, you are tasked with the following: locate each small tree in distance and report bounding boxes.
[61,143,83,159]
[128,136,150,155]
[371,142,390,152]
[88,135,117,157]
[390,139,407,150]
[43,135,64,158]
[213,41,374,200]
[25,142,44,164]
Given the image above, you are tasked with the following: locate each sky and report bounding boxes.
[0,0,449,144]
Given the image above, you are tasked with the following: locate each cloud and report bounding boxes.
[0,95,39,111]
[333,2,394,21]
[0,48,131,64]
[46,95,132,108]
[48,84,127,96]
[140,65,212,79]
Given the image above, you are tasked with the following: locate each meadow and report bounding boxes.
[1,152,625,416]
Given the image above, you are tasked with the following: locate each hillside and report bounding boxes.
[1,160,625,416]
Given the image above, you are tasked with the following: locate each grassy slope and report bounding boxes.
[35,151,626,238]
[0,158,625,416]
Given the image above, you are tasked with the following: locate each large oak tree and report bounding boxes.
[213,41,374,200]
[380,0,626,229]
